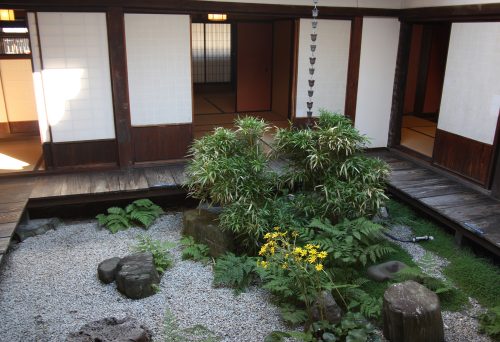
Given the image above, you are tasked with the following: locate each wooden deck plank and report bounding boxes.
[170,164,187,186]
[117,169,148,192]
[0,222,16,238]
[400,182,467,199]
[0,210,23,224]
[30,175,66,199]
[143,167,176,188]
[0,236,10,254]
[420,193,494,209]
[60,173,92,197]
[0,201,27,213]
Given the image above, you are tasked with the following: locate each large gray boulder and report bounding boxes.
[182,206,234,258]
[383,280,444,342]
[15,218,61,241]
[66,316,151,342]
[98,257,121,284]
[115,253,160,299]
[310,291,342,325]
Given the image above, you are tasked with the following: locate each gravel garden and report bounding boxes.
[0,112,499,341]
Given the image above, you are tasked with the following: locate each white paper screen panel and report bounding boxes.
[354,18,400,148]
[125,14,192,126]
[28,12,49,143]
[36,12,115,143]
[438,22,500,145]
[296,19,350,118]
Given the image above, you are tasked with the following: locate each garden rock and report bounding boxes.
[15,218,61,241]
[311,291,342,325]
[383,280,444,342]
[367,260,407,282]
[182,207,233,258]
[98,257,121,284]
[66,316,152,342]
[115,252,160,299]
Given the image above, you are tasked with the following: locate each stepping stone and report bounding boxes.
[97,257,121,284]
[66,316,151,342]
[115,252,160,299]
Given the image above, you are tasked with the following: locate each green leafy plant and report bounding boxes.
[125,198,164,228]
[298,218,394,267]
[96,199,164,233]
[96,207,131,233]
[180,236,211,263]
[185,117,277,246]
[132,235,175,274]
[213,252,259,294]
[258,227,347,325]
[162,309,221,342]
[479,306,500,340]
[274,110,389,221]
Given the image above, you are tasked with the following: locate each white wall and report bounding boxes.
[28,12,49,143]
[36,12,115,143]
[296,19,350,118]
[354,18,400,148]
[125,14,192,126]
[438,22,500,145]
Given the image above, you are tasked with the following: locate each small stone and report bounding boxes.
[379,206,389,219]
[66,316,152,342]
[115,252,160,299]
[15,218,62,241]
[367,260,407,282]
[310,291,342,325]
[97,257,121,284]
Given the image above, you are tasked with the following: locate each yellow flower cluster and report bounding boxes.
[258,227,328,272]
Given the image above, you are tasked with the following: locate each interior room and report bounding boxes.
[191,15,295,138]
[0,10,43,174]
[400,23,450,158]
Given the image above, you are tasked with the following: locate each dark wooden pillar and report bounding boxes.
[387,21,412,148]
[107,7,133,168]
[344,16,363,123]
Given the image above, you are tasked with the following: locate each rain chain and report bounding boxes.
[307,0,318,126]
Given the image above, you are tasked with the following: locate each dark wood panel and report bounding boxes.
[344,16,362,123]
[132,124,192,162]
[107,7,133,168]
[9,120,39,134]
[0,122,9,134]
[433,129,493,186]
[49,139,118,169]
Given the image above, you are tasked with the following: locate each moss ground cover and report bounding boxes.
[386,198,500,310]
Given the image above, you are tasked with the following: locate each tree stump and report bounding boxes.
[383,280,444,342]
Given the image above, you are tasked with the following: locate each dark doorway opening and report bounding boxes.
[399,23,451,158]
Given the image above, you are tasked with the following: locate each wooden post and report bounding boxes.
[107,7,133,168]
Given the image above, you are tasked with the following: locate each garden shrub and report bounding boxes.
[132,235,175,274]
[479,306,500,340]
[96,198,163,233]
[180,236,211,263]
[213,252,259,294]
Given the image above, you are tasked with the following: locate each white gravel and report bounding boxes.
[0,213,289,342]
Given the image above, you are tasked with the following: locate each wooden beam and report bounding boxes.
[401,3,500,22]
[0,0,399,18]
[106,7,133,168]
[344,16,362,123]
[387,22,412,148]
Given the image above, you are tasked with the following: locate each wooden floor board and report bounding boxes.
[0,236,10,254]
[376,150,500,256]
[0,222,16,238]
[144,167,176,188]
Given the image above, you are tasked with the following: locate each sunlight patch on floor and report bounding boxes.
[0,152,29,170]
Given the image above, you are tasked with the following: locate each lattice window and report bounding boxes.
[191,23,231,83]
